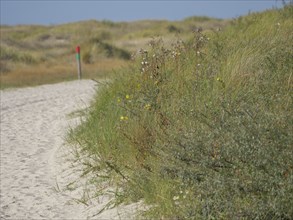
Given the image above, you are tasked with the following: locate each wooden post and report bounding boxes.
[76,46,82,80]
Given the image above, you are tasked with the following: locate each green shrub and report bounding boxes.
[167,25,181,33]
[85,38,131,60]
[82,51,92,64]
[0,46,37,64]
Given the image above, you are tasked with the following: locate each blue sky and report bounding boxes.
[1,0,286,26]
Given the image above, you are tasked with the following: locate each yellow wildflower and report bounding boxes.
[216,77,224,83]
[120,116,128,121]
[144,104,151,110]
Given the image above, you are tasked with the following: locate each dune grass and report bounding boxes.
[0,59,128,89]
[69,5,293,219]
[0,17,226,89]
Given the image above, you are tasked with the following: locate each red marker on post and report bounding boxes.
[76,46,82,80]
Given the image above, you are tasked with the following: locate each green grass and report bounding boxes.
[69,5,293,219]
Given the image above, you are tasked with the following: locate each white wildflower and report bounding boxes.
[173,195,179,201]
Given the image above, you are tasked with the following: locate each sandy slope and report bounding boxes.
[0,80,138,219]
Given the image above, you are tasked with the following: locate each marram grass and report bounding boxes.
[69,5,293,219]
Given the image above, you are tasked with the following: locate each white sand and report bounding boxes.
[0,80,139,219]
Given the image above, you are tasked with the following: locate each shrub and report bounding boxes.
[167,25,181,33]
[86,38,131,60]
[0,46,37,64]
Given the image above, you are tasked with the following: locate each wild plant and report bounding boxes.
[70,5,293,219]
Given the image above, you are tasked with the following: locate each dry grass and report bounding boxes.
[0,59,129,89]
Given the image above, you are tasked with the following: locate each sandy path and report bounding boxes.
[0,80,137,219]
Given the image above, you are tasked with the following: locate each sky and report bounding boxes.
[0,0,286,26]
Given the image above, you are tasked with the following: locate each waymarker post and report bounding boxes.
[76,46,82,80]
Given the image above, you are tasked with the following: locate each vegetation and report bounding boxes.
[0,17,227,89]
[69,5,293,219]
